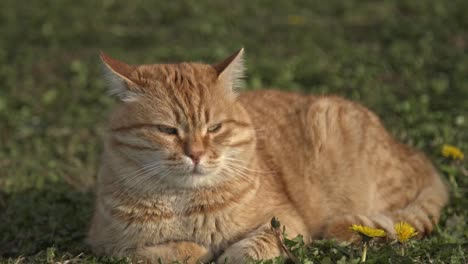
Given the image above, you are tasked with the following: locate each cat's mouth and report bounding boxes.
[189,164,209,176]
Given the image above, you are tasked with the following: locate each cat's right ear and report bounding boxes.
[99,51,141,102]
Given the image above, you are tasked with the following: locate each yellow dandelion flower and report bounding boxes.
[350,225,385,262]
[350,224,386,238]
[394,222,418,243]
[442,144,464,160]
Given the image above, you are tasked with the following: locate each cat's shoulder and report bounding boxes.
[238,89,310,106]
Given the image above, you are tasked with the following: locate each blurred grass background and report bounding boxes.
[0,0,467,263]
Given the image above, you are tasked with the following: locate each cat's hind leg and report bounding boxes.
[386,173,448,236]
[323,169,448,243]
[322,213,396,243]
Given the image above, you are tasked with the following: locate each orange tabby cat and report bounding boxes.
[87,49,448,263]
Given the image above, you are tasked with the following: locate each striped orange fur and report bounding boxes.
[87,49,448,263]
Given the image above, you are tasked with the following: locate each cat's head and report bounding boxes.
[101,49,256,189]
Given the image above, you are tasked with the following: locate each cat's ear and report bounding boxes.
[213,48,245,94]
[100,51,141,102]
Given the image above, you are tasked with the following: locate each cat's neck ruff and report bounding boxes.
[100,167,260,224]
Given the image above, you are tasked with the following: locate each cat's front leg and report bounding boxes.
[217,226,283,264]
[135,241,213,264]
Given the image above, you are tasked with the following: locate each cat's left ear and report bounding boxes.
[212,48,245,94]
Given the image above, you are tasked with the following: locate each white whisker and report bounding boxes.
[223,158,275,174]
[110,160,183,197]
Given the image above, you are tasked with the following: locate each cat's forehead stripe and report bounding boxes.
[161,65,210,128]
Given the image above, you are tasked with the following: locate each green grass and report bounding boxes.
[1,0,467,263]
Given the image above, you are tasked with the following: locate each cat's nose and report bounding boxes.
[187,150,204,165]
[184,139,205,165]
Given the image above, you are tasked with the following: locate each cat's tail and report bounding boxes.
[323,171,449,242]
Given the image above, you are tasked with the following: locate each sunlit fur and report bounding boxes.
[88,50,448,263]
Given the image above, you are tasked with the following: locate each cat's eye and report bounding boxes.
[207,123,222,133]
[156,125,178,135]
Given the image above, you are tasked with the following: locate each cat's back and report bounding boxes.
[238,89,380,144]
[238,89,313,128]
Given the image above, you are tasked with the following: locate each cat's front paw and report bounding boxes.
[216,236,282,264]
[216,243,253,264]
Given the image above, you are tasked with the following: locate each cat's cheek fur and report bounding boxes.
[126,150,165,167]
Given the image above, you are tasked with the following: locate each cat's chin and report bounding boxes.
[188,171,207,177]
[173,173,224,189]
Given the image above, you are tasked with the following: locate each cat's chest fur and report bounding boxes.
[101,176,263,252]
[134,209,244,251]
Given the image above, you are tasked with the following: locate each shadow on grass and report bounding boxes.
[0,183,94,258]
